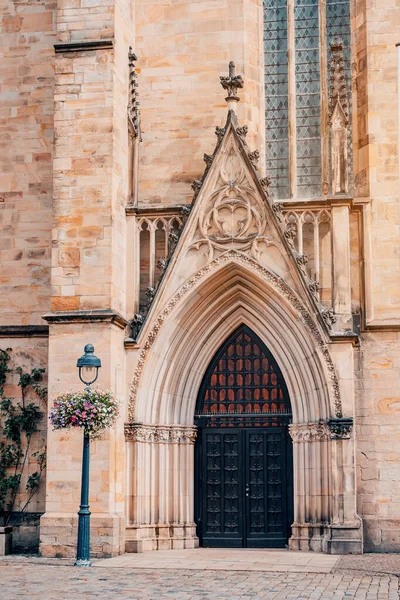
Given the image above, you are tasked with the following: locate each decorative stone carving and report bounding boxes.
[290,419,353,442]
[248,149,260,168]
[128,47,141,139]
[329,38,349,195]
[128,250,343,422]
[130,313,144,340]
[125,423,197,445]
[289,422,331,442]
[146,286,156,309]
[190,144,269,260]
[328,417,353,439]
[168,229,180,253]
[322,308,337,328]
[203,153,213,168]
[191,179,202,196]
[215,126,225,143]
[284,226,296,249]
[271,202,284,223]
[308,279,320,296]
[219,61,243,103]
[236,125,248,140]
[157,258,167,272]
[180,205,191,220]
[260,177,271,189]
[295,253,308,267]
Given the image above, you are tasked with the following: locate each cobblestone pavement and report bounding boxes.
[1,557,400,600]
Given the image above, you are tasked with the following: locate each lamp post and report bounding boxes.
[75,344,101,567]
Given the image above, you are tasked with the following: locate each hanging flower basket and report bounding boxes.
[49,388,119,439]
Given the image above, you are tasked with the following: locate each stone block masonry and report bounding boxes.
[0,0,55,327]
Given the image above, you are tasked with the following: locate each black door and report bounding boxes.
[195,325,293,548]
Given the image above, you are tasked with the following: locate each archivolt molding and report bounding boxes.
[124,423,197,444]
[128,250,343,422]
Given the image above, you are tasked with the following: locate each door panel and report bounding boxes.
[201,430,243,547]
[245,429,288,548]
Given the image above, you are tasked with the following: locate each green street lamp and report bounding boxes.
[75,344,101,567]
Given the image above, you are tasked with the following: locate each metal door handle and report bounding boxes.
[245,484,250,497]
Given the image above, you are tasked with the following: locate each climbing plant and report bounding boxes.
[0,348,47,527]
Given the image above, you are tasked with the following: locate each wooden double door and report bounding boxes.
[196,426,292,548]
[194,325,293,548]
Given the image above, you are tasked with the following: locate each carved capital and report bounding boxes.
[289,422,331,442]
[290,419,353,442]
[125,423,197,445]
[327,417,353,439]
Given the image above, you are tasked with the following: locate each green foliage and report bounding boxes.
[0,349,47,527]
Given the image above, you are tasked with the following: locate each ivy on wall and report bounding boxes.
[0,348,47,527]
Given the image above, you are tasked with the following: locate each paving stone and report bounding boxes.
[0,557,399,600]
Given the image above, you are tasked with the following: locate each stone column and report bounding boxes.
[289,420,362,554]
[289,422,332,552]
[326,419,363,554]
[125,424,198,553]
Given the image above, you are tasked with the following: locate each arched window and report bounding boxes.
[263,0,352,200]
[195,325,292,428]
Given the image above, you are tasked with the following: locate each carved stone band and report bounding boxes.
[290,418,353,442]
[125,423,198,444]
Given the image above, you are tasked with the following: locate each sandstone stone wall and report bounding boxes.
[135,0,265,206]
[356,332,400,551]
[0,0,55,326]
[352,0,400,323]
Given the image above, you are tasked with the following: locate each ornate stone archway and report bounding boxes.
[125,256,362,554]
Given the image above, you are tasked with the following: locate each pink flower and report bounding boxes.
[81,411,87,418]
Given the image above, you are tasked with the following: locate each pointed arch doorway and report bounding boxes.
[194,325,293,548]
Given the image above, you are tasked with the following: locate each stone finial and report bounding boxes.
[128,47,141,138]
[220,61,243,110]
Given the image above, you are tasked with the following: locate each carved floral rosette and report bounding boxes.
[289,418,353,442]
[125,423,197,445]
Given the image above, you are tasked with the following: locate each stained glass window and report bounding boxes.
[294,0,321,198]
[263,0,352,200]
[195,325,292,428]
[327,0,352,193]
[264,0,290,199]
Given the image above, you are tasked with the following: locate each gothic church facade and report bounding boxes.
[1,0,400,556]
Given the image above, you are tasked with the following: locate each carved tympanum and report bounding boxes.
[192,143,268,259]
